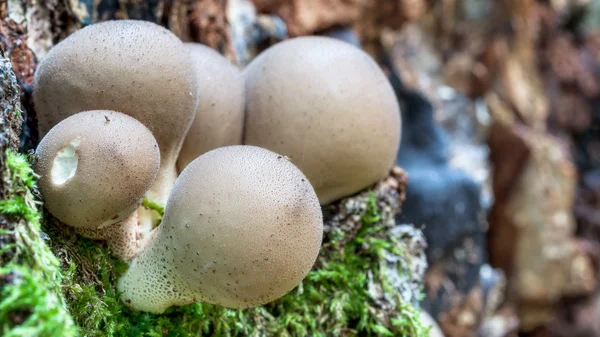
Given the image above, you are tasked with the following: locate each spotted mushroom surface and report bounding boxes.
[118,145,323,313]
[33,19,198,205]
[35,110,160,230]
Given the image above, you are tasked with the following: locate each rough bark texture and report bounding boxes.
[252,0,426,37]
[0,6,28,151]
[488,115,596,331]
[0,39,24,266]
[418,1,600,336]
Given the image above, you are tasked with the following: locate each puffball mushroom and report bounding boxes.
[33,19,198,206]
[35,110,160,259]
[118,146,323,313]
[176,43,245,172]
[243,36,401,205]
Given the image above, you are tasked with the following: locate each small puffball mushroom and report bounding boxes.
[33,20,198,206]
[35,110,160,259]
[176,43,245,172]
[118,146,323,313]
[243,36,401,205]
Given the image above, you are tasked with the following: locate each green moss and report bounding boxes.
[57,191,429,337]
[0,150,77,337]
[142,198,165,217]
[2,150,428,336]
[142,198,164,227]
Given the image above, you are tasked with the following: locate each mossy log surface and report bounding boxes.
[42,169,430,337]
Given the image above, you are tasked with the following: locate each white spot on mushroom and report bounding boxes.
[50,138,80,185]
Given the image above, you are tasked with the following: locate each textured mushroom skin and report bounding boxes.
[75,212,148,261]
[176,43,245,172]
[243,36,402,205]
[35,110,160,230]
[118,146,323,313]
[33,20,198,206]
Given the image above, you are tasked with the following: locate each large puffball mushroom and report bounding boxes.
[118,146,323,313]
[243,36,401,205]
[176,43,245,172]
[35,110,160,259]
[33,20,198,206]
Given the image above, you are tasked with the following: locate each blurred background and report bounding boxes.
[3,0,600,336]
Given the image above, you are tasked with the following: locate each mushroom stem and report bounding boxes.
[118,236,196,313]
[146,162,178,207]
[75,206,160,261]
[75,211,142,261]
[137,205,161,235]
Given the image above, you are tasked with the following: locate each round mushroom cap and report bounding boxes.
[35,110,160,229]
[33,19,198,205]
[243,36,401,205]
[119,146,323,311]
[177,43,245,172]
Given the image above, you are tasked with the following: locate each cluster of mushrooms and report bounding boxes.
[32,20,401,313]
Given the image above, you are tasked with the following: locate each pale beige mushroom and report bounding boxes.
[118,146,323,313]
[243,36,401,205]
[33,20,198,207]
[176,43,245,172]
[35,110,160,259]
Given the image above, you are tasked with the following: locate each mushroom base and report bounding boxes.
[117,238,199,314]
[75,210,148,261]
